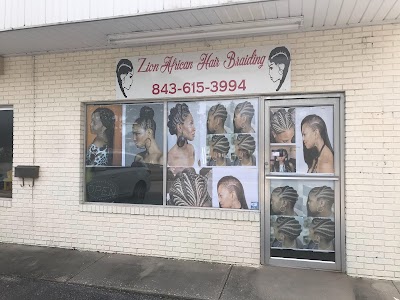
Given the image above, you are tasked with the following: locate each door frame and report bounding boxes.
[259,93,345,272]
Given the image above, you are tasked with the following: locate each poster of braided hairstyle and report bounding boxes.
[207,103,230,134]
[212,167,258,209]
[270,108,295,143]
[271,216,304,249]
[305,217,335,251]
[270,185,299,216]
[233,100,256,134]
[167,102,205,168]
[307,185,335,218]
[295,106,334,174]
[207,135,232,166]
[168,168,212,207]
[233,134,257,166]
[124,103,164,166]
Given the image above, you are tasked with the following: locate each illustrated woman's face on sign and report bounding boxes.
[121,71,133,91]
[301,124,317,149]
[268,47,290,92]
[268,62,283,83]
[178,113,196,141]
[90,112,105,135]
[132,124,150,149]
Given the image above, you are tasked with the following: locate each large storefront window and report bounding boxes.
[85,99,259,210]
[85,104,164,205]
[0,109,13,198]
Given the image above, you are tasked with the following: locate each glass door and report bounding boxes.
[261,94,344,271]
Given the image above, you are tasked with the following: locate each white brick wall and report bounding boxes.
[0,23,399,280]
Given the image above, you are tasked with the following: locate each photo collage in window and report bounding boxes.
[85,99,259,210]
[269,106,335,253]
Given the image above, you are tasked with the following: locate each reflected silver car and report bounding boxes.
[86,160,151,204]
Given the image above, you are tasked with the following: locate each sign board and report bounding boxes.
[116,46,291,99]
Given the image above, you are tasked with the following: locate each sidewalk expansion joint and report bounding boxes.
[218,264,232,300]
[64,252,108,283]
[393,281,400,294]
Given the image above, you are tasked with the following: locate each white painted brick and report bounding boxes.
[0,23,400,280]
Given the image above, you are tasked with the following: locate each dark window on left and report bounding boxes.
[0,109,13,198]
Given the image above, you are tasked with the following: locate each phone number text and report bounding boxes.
[152,80,247,95]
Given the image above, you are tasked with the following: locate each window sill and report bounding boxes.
[79,202,260,222]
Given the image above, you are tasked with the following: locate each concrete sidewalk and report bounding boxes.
[0,243,399,300]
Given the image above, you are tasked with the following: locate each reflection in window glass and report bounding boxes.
[0,110,13,198]
[85,104,164,205]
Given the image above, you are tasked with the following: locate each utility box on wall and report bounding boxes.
[15,166,40,179]
[0,56,3,75]
[14,165,40,186]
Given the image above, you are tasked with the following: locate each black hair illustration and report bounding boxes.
[116,59,133,98]
[268,46,291,91]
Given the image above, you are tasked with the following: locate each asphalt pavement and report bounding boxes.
[0,243,399,300]
[0,276,184,300]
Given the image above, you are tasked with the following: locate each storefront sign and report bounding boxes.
[115,46,291,99]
